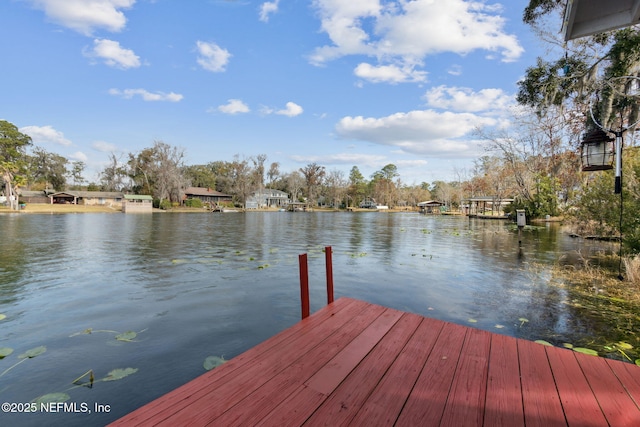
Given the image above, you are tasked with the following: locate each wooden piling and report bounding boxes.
[325,246,334,304]
[299,253,310,319]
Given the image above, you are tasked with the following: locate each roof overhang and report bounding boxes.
[563,0,640,41]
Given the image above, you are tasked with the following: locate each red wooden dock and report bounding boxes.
[110,297,640,426]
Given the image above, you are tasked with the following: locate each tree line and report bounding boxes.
[2,1,640,256]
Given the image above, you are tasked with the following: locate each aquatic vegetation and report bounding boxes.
[33,393,70,405]
[535,340,553,346]
[257,264,270,269]
[0,314,6,321]
[203,355,226,371]
[0,348,13,359]
[494,324,505,329]
[349,252,367,258]
[573,347,599,356]
[467,318,478,323]
[70,327,146,343]
[604,342,634,361]
[518,318,529,327]
[115,331,137,342]
[0,345,46,377]
[103,367,138,382]
[69,328,119,337]
[72,369,94,387]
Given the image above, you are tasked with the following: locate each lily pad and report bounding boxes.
[494,324,505,329]
[0,314,6,321]
[0,348,13,359]
[203,356,227,371]
[562,343,574,349]
[102,367,138,381]
[635,359,640,366]
[467,318,478,323]
[535,340,553,347]
[19,346,46,359]
[615,342,633,350]
[33,393,70,405]
[115,331,137,342]
[573,347,598,356]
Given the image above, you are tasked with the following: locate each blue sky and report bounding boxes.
[1,0,546,185]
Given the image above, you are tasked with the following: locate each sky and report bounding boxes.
[0,0,549,185]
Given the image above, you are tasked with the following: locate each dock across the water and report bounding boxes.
[110,296,640,426]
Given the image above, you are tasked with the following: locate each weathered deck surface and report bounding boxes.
[110,297,640,426]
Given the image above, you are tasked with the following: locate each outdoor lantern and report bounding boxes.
[580,127,614,171]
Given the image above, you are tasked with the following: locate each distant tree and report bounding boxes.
[209,161,233,194]
[252,154,267,193]
[183,164,216,189]
[0,120,32,210]
[267,162,280,187]
[70,161,86,189]
[101,153,128,192]
[285,171,305,202]
[300,162,325,206]
[27,147,68,190]
[347,166,367,206]
[370,164,399,206]
[323,169,347,208]
[229,155,252,205]
[127,141,186,204]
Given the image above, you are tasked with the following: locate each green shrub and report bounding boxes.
[185,198,203,208]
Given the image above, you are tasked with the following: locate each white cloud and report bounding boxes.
[276,102,303,117]
[109,88,183,102]
[92,140,118,152]
[19,125,72,146]
[335,109,497,157]
[259,0,279,22]
[423,85,514,113]
[354,62,427,84]
[29,0,135,36]
[217,99,250,114]
[447,64,463,76]
[310,0,523,81]
[84,39,141,69]
[196,41,231,72]
[290,152,389,169]
[69,151,88,162]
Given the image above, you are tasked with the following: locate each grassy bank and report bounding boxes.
[0,204,122,214]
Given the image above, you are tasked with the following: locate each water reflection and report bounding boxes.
[0,212,635,426]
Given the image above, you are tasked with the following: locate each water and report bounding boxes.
[0,212,631,426]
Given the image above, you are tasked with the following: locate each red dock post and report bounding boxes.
[325,246,334,304]
[299,253,310,319]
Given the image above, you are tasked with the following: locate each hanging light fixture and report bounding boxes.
[580,127,614,172]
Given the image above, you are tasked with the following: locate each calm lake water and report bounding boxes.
[0,212,633,426]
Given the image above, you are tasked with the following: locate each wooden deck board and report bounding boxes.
[110,297,640,427]
[484,333,524,427]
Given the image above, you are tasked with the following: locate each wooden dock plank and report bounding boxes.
[348,316,444,426]
[605,358,640,409]
[303,312,423,426]
[545,347,608,427]
[518,339,567,427]
[110,297,640,427]
[208,304,394,426]
[304,307,404,395]
[158,302,388,426]
[394,321,468,426]
[439,327,491,426]
[109,297,366,426]
[483,333,524,427]
[577,352,640,426]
